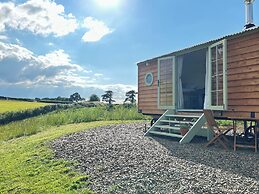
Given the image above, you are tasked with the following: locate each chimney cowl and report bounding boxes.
[244,0,254,4]
[244,0,256,29]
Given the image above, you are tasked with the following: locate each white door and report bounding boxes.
[158,57,176,109]
[208,40,227,110]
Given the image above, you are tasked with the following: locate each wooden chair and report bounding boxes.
[204,109,233,149]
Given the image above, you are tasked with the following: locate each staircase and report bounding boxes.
[145,110,208,144]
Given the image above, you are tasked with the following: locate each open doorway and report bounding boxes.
[177,49,207,110]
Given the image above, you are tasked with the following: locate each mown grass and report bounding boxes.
[0,120,134,194]
[0,100,49,113]
[0,105,149,142]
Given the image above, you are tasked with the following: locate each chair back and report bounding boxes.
[203,109,218,128]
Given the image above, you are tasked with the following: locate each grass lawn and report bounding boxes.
[0,120,134,194]
[0,100,49,113]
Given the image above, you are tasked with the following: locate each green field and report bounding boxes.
[0,106,147,193]
[0,100,49,113]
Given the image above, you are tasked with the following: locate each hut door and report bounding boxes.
[158,57,175,109]
[208,39,227,110]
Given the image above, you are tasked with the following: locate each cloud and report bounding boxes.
[48,42,54,46]
[0,42,136,102]
[38,50,83,70]
[0,1,114,42]
[82,17,114,42]
[0,0,78,37]
[0,42,86,85]
[0,42,34,61]
[0,35,8,40]
[94,73,103,77]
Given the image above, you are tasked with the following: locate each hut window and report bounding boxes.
[208,39,227,110]
[145,72,153,86]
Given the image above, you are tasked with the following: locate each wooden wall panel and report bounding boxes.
[228,44,259,58]
[228,57,259,71]
[227,31,259,115]
[228,51,259,64]
[227,32,259,48]
[138,59,165,115]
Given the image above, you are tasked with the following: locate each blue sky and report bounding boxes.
[0,0,258,101]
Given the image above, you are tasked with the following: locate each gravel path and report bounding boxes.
[51,123,259,194]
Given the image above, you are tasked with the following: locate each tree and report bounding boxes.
[101,90,115,105]
[124,90,137,104]
[69,92,83,102]
[89,94,100,102]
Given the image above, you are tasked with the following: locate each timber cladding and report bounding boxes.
[227,31,259,118]
[138,59,164,115]
[137,29,259,119]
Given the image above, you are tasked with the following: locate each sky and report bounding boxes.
[0,0,258,102]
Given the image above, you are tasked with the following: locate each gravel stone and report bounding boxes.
[51,122,259,194]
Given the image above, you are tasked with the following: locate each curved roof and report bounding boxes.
[137,26,259,64]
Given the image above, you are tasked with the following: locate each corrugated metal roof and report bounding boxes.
[137,26,259,64]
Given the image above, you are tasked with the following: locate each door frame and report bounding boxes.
[157,56,176,109]
[175,49,207,112]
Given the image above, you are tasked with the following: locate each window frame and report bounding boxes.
[144,72,154,86]
[208,39,228,110]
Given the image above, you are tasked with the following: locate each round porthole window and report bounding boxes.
[145,72,153,86]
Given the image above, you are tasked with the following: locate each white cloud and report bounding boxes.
[15,38,22,45]
[82,17,114,42]
[0,42,34,61]
[38,49,83,71]
[48,42,54,46]
[94,73,103,77]
[0,35,8,40]
[0,42,136,102]
[0,42,86,85]
[0,0,78,37]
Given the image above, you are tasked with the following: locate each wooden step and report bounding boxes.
[159,120,195,125]
[165,114,200,119]
[148,131,183,138]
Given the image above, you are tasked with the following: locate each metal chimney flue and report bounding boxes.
[244,0,256,29]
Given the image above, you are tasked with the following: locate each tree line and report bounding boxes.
[1,90,137,105]
[41,90,137,104]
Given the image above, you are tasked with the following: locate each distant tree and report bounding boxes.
[57,96,62,101]
[56,96,71,102]
[124,90,137,104]
[101,90,115,105]
[69,92,83,102]
[89,94,100,102]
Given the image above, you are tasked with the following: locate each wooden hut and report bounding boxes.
[137,27,259,143]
